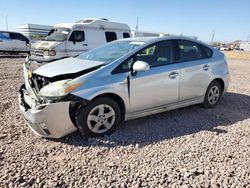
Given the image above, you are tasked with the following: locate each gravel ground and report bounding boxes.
[0,57,249,188]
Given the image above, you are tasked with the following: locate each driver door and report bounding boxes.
[66,30,88,57]
[129,40,180,112]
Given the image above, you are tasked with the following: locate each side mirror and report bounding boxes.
[132,61,150,72]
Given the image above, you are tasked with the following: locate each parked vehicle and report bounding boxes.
[0,31,30,54]
[234,46,241,51]
[19,36,230,138]
[219,46,229,51]
[239,41,250,51]
[29,18,131,63]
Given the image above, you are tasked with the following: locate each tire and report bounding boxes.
[202,80,222,108]
[76,97,121,137]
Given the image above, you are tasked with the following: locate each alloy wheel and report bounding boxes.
[208,85,220,105]
[87,104,116,134]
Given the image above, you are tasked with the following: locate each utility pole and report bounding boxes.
[211,29,215,44]
[135,16,139,33]
[5,15,8,31]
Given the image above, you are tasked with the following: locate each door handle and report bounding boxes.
[168,72,179,79]
[82,44,88,46]
[203,64,210,71]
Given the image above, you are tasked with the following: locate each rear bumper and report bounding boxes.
[19,85,77,138]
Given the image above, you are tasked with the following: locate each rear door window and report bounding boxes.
[178,40,203,62]
[105,32,117,42]
[204,46,213,58]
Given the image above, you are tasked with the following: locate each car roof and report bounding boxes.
[119,36,211,48]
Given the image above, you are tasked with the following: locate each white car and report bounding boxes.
[0,31,30,54]
[219,46,229,51]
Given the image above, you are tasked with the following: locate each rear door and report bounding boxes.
[178,40,212,101]
[67,30,88,56]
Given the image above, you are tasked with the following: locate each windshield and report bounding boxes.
[45,28,71,42]
[0,32,10,40]
[78,41,143,64]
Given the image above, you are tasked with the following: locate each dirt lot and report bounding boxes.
[0,57,249,188]
[224,51,250,61]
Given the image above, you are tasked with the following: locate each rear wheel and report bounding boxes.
[76,97,121,137]
[202,81,222,108]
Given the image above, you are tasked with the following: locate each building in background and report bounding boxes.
[132,30,198,40]
[18,24,53,39]
[132,30,160,37]
[160,32,197,40]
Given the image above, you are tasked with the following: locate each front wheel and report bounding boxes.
[76,97,121,137]
[202,81,222,108]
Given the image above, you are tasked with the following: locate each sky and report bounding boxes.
[0,0,250,43]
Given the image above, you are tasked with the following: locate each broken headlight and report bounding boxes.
[38,79,84,98]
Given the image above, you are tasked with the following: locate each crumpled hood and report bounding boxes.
[33,57,104,78]
[31,40,61,50]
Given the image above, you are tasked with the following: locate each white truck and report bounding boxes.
[0,31,30,54]
[239,41,250,51]
[30,18,131,63]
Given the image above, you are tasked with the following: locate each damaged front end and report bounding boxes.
[18,63,89,138]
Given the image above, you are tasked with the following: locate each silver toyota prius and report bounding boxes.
[19,36,229,138]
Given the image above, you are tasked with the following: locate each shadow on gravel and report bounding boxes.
[56,92,250,147]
